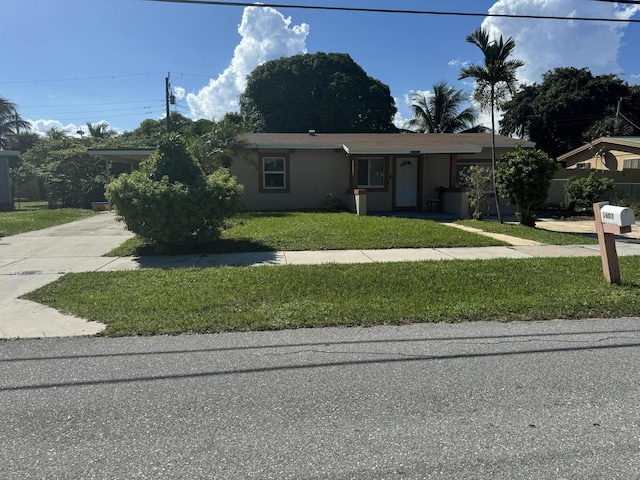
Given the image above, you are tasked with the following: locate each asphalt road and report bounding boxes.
[2,318,640,479]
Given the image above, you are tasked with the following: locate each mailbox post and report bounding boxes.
[593,202,635,284]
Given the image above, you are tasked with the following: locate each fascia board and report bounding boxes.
[249,143,344,150]
[344,147,482,155]
[0,150,20,157]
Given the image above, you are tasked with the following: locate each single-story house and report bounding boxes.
[0,150,20,211]
[90,132,534,218]
[232,132,534,218]
[558,136,640,171]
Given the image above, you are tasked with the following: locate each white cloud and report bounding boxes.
[173,87,186,100]
[482,0,640,85]
[28,119,116,137]
[448,59,469,68]
[183,6,310,121]
[29,119,82,137]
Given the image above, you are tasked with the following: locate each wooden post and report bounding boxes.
[594,202,621,284]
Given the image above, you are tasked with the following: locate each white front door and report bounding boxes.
[395,157,418,208]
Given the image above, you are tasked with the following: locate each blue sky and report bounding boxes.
[2,0,640,136]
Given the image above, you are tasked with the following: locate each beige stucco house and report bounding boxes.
[90,132,533,218]
[558,136,640,171]
[232,132,534,218]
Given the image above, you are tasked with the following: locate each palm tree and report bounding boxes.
[459,27,524,223]
[406,81,485,133]
[197,115,249,174]
[86,121,116,139]
[0,96,31,149]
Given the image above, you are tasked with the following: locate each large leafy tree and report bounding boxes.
[406,81,484,133]
[500,68,633,158]
[20,129,107,208]
[0,96,31,149]
[459,27,524,223]
[240,52,397,133]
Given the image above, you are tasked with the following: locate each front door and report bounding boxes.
[395,157,418,208]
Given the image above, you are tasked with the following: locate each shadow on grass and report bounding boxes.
[129,237,275,256]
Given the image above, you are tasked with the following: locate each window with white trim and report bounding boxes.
[576,162,591,170]
[357,157,385,188]
[623,158,640,169]
[262,156,287,190]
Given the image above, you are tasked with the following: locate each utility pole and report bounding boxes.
[616,98,622,134]
[165,73,170,132]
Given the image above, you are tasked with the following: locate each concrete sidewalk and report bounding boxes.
[3,212,640,339]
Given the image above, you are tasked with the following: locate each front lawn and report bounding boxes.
[0,208,96,237]
[24,256,640,337]
[108,211,507,256]
[456,219,599,245]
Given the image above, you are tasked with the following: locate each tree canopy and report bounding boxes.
[499,67,638,158]
[239,52,397,133]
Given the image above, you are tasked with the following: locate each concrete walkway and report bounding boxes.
[3,212,640,339]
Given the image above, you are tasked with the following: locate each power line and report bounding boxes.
[144,0,640,23]
[21,106,165,118]
[18,99,162,109]
[0,72,166,85]
[591,0,640,4]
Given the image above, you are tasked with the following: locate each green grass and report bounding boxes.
[107,211,507,256]
[456,219,599,245]
[0,208,96,237]
[24,256,640,337]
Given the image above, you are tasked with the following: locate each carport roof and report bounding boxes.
[0,150,20,157]
[89,148,154,166]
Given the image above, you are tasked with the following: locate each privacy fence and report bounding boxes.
[546,169,640,207]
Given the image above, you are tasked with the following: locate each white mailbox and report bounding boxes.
[600,205,635,227]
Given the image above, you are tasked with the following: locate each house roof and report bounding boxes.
[557,136,640,162]
[241,132,534,155]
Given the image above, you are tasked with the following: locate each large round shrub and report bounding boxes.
[495,145,558,227]
[106,134,243,245]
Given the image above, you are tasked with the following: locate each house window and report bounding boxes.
[259,155,290,192]
[623,158,640,169]
[357,157,385,188]
[576,162,591,170]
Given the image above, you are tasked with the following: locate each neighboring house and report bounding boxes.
[558,137,640,171]
[0,150,20,211]
[232,132,533,218]
[90,132,533,218]
[547,137,640,206]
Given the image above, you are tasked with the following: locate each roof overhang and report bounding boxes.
[0,150,20,157]
[245,135,535,156]
[341,145,482,155]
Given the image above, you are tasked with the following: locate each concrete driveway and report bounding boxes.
[0,212,134,338]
